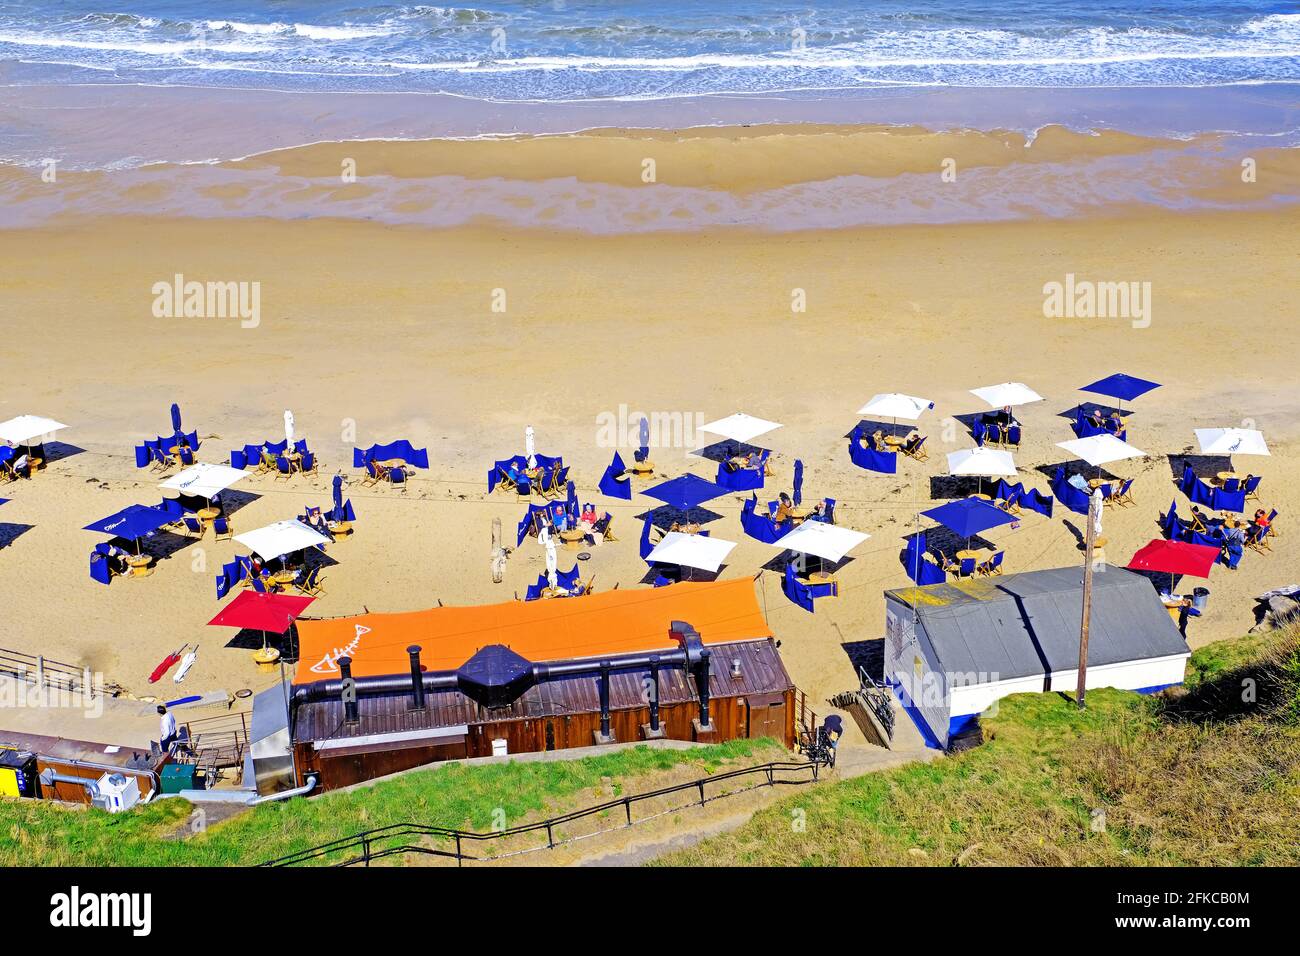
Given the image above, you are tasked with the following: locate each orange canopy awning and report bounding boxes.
[294,579,773,683]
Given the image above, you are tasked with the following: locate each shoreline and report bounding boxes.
[4,120,1297,232]
[2,82,1297,171]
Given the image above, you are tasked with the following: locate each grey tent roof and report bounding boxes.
[884,565,1188,685]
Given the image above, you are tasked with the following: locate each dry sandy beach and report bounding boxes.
[0,124,1297,749]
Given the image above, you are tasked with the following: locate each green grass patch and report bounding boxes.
[660,630,1300,867]
[0,738,779,867]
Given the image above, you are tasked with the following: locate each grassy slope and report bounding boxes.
[0,739,777,867]
[659,631,1300,867]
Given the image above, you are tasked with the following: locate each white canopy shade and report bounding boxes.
[773,521,870,562]
[947,447,1017,477]
[857,393,934,421]
[698,413,783,445]
[645,532,737,573]
[969,382,1044,408]
[1195,427,1270,457]
[284,410,295,445]
[1056,434,1147,468]
[160,462,250,499]
[234,519,330,561]
[0,415,68,445]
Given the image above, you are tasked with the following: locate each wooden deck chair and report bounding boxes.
[903,435,929,462]
[359,459,385,487]
[1113,478,1136,507]
[212,516,233,542]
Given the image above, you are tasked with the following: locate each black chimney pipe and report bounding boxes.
[338,655,359,724]
[647,657,660,732]
[694,649,712,728]
[598,663,611,739]
[407,645,425,711]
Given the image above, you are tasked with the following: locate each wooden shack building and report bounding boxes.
[261,580,796,793]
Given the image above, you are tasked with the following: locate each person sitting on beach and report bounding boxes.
[773,492,795,525]
[580,503,598,527]
[1106,411,1124,433]
[725,452,753,472]
[1088,409,1106,429]
[551,504,569,532]
[1254,509,1271,530]
[1188,507,1211,533]
[871,429,887,452]
[809,499,829,522]
[10,454,28,478]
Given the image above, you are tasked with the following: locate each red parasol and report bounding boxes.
[1127,539,1220,579]
[208,590,315,633]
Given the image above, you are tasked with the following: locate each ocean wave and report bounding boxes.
[1,2,1297,97]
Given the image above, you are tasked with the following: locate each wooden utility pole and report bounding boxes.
[1077,490,1100,709]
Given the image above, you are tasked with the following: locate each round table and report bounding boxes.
[629,460,655,475]
[1216,471,1241,484]
[270,570,299,587]
[806,571,835,584]
[252,646,281,673]
[956,549,985,561]
[786,507,809,525]
[125,554,153,578]
[1086,477,1108,489]
[558,528,586,550]
[197,507,220,521]
[883,436,906,449]
[971,493,992,501]
[328,521,353,537]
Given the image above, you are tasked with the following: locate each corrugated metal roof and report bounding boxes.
[885,565,1188,684]
[294,638,791,745]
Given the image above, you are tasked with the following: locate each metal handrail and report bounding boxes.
[262,759,819,867]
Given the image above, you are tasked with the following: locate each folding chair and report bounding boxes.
[295,565,326,597]
[274,456,292,481]
[390,465,407,492]
[301,451,317,476]
[958,557,977,577]
[1242,475,1262,503]
[978,551,1005,576]
[181,516,205,539]
[212,516,233,541]
[360,459,385,487]
[1113,478,1136,508]
[903,436,929,462]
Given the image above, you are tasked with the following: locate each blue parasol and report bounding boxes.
[643,474,728,512]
